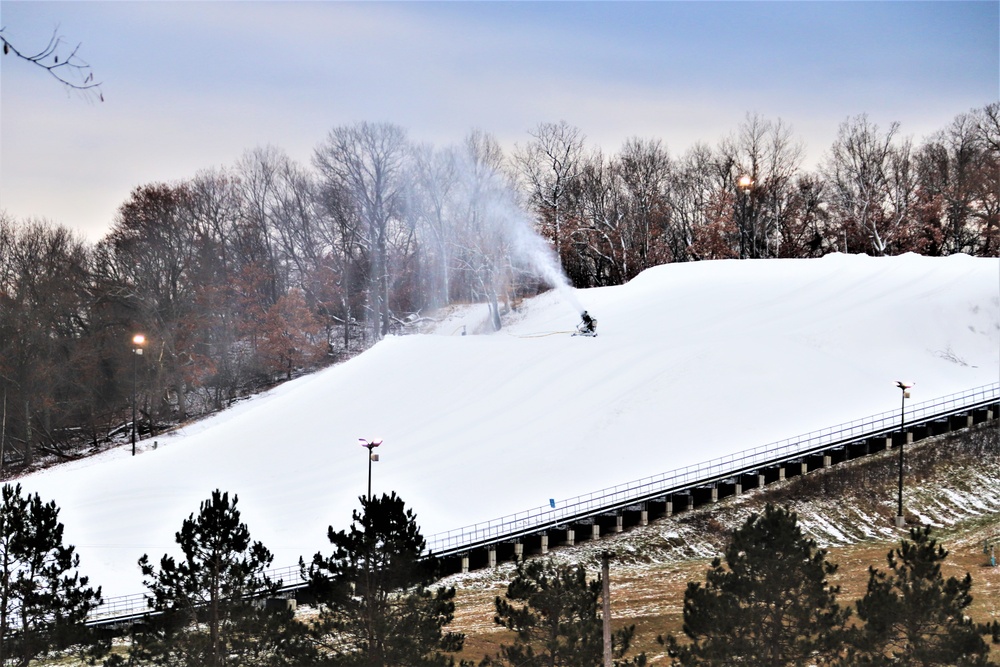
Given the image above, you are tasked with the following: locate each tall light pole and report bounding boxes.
[359,438,382,501]
[895,381,912,528]
[737,174,753,259]
[132,334,145,456]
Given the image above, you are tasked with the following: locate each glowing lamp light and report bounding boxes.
[130,333,146,455]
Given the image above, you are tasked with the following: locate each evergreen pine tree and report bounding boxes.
[486,558,643,667]
[132,489,311,667]
[304,491,464,667]
[0,483,103,667]
[845,525,993,666]
[661,503,849,666]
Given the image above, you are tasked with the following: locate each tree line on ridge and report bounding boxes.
[1,104,998,468]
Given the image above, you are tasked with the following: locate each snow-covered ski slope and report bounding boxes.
[17,253,1000,598]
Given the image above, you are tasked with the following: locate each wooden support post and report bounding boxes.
[615,514,623,533]
[461,555,469,574]
[565,528,575,547]
[665,499,673,517]
[488,548,497,568]
[540,533,549,555]
[514,542,524,562]
[592,524,600,540]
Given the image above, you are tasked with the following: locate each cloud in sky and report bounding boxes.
[1,1,997,241]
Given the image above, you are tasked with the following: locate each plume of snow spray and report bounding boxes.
[426,140,585,323]
[468,159,583,316]
[507,214,585,316]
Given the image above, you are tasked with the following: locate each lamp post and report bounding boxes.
[132,334,145,456]
[737,174,753,259]
[895,381,912,528]
[359,438,382,501]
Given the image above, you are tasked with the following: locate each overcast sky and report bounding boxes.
[1,1,997,242]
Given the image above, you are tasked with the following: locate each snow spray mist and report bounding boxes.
[507,212,585,316]
[453,148,584,319]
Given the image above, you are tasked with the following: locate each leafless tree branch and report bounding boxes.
[1,26,104,101]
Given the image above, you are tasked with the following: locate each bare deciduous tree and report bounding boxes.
[515,121,586,263]
[719,113,803,259]
[668,143,724,261]
[314,123,410,339]
[0,219,91,466]
[823,115,916,255]
[619,137,673,270]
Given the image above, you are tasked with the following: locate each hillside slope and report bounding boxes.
[15,253,1000,599]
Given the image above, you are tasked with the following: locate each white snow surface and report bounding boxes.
[15,253,1000,598]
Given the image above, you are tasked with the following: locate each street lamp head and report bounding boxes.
[133,333,146,346]
[360,438,383,501]
[737,175,754,192]
[895,381,913,397]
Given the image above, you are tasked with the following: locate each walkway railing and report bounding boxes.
[424,383,999,554]
[87,563,309,624]
[89,382,998,623]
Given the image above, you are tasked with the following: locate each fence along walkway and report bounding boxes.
[89,382,998,623]
[86,563,307,625]
[424,382,999,554]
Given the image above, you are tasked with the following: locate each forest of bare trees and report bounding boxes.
[1,104,998,470]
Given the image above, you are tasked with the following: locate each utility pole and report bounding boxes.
[602,551,612,667]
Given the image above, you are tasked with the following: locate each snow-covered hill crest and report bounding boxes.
[17,253,1000,598]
